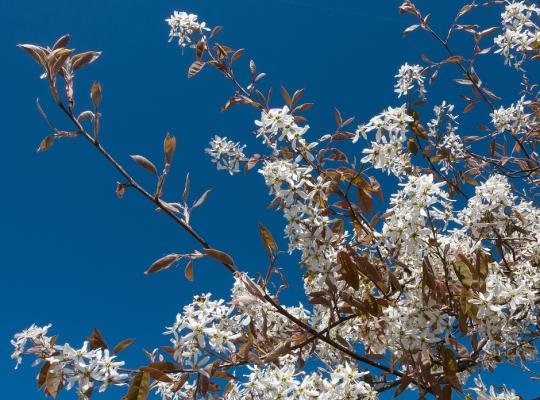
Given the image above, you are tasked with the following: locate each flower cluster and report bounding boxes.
[457,174,517,236]
[205,135,247,175]
[427,102,464,172]
[225,358,377,400]
[394,63,426,99]
[381,174,453,258]
[490,95,533,135]
[166,11,210,48]
[494,1,540,68]
[11,325,128,398]
[470,376,520,400]
[255,106,315,155]
[164,293,242,368]
[11,324,54,369]
[360,104,413,176]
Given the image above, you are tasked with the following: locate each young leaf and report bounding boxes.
[357,187,373,215]
[231,48,245,62]
[139,366,173,383]
[90,81,102,108]
[183,173,190,203]
[184,259,194,282]
[38,361,51,390]
[72,51,102,71]
[52,34,70,50]
[164,133,176,165]
[45,370,62,398]
[145,254,179,275]
[37,135,55,152]
[206,248,235,266]
[130,155,158,175]
[116,182,127,199]
[126,372,150,400]
[17,44,48,68]
[192,189,212,209]
[88,327,108,350]
[188,60,205,78]
[258,222,278,259]
[453,256,473,288]
[113,338,135,354]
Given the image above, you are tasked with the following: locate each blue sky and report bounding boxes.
[2,0,537,398]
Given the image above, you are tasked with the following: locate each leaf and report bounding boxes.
[210,25,222,39]
[49,48,73,76]
[454,255,473,288]
[17,44,48,68]
[206,248,235,266]
[337,251,359,291]
[72,51,102,71]
[148,361,178,371]
[171,373,189,393]
[403,24,420,37]
[231,48,244,62]
[445,55,464,64]
[90,81,102,108]
[113,338,135,354]
[145,254,179,275]
[294,103,314,113]
[454,78,473,85]
[126,372,150,400]
[164,133,176,165]
[183,173,190,203]
[140,366,173,383]
[188,60,205,78]
[457,3,476,19]
[52,34,70,50]
[130,155,158,175]
[192,189,212,209]
[212,370,236,380]
[45,370,62,398]
[88,327,108,350]
[258,222,277,259]
[184,259,194,282]
[291,88,304,105]
[116,182,127,199]
[440,347,461,390]
[38,361,51,390]
[334,108,343,127]
[37,135,55,152]
[357,187,373,215]
[280,86,292,106]
[479,27,498,38]
[408,138,418,155]
[265,341,291,362]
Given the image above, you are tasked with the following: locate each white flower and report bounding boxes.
[11,324,53,369]
[205,135,246,175]
[166,11,210,48]
[493,1,540,68]
[394,63,426,99]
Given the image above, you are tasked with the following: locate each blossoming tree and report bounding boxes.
[12,1,540,399]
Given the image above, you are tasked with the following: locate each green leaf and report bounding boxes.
[453,255,473,288]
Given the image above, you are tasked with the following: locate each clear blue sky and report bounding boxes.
[2,0,537,398]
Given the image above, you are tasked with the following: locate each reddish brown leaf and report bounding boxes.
[113,338,135,354]
[145,254,179,275]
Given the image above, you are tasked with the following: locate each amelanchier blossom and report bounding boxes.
[494,1,540,68]
[205,135,247,175]
[394,63,426,99]
[166,11,210,48]
[12,1,540,399]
